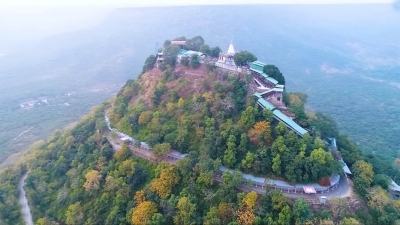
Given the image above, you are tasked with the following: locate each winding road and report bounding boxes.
[18,172,33,225]
[106,124,353,201]
[105,114,353,201]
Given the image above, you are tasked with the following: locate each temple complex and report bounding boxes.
[250,61,308,136]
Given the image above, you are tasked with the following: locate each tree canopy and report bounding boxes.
[233,50,257,66]
[263,65,285,85]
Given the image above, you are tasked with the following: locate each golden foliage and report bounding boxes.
[83,170,102,191]
[289,94,302,106]
[134,190,146,204]
[236,207,255,225]
[131,201,158,225]
[202,92,214,103]
[166,102,176,112]
[247,121,272,146]
[218,202,235,225]
[178,97,185,108]
[150,165,180,198]
[138,111,153,125]
[242,191,258,209]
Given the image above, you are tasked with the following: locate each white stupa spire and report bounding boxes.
[227,41,235,55]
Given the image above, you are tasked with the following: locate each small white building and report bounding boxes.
[215,42,240,71]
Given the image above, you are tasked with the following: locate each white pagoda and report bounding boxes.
[215,42,239,71]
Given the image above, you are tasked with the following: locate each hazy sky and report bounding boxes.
[3,0,393,8]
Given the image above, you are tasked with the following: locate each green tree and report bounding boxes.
[373,174,390,190]
[352,160,374,196]
[339,217,361,225]
[272,154,281,175]
[174,196,197,225]
[242,152,256,171]
[210,46,222,57]
[262,109,274,123]
[180,56,190,66]
[65,202,84,225]
[118,159,136,178]
[238,133,248,153]
[190,54,200,68]
[200,44,211,54]
[240,106,257,129]
[271,190,288,211]
[310,113,339,139]
[336,135,363,166]
[223,135,237,168]
[306,148,342,181]
[187,36,205,51]
[278,205,292,225]
[263,65,285,85]
[233,51,257,66]
[164,40,171,47]
[114,143,132,162]
[142,54,156,73]
[162,44,181,67]
[152,143,171,160]
[313,137,325,150]
[275,122,286,136]
[293,198,313,225]
[204,206,221,225]
[149,213,166,225]
[367,187,398,225]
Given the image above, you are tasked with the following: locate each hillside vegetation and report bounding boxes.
[1,37,400,225]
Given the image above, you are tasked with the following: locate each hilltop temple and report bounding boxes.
[215,42,239,71]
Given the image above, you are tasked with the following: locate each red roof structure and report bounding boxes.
[171,41,186,46]
[303,186,317,194]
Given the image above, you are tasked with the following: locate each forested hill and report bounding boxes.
[1,37,399,225]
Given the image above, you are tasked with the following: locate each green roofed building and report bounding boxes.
[251,60,307,137]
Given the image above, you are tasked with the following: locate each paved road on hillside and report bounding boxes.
[108,136,353,201]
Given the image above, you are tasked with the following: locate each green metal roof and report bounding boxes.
[257,88,283,97]
[257,98,276,110]
[272,88,284,92]
[276,84,285,89]
[250,68,264,74]
[250,61,266,72]
[252,61,266,67]
[260,72,269,79]
[272,110,308,136]
[267,77,279,85]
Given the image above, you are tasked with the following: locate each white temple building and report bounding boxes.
[215,42,240,71]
